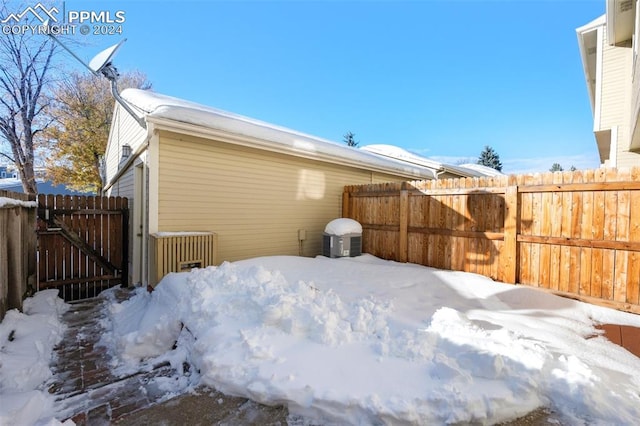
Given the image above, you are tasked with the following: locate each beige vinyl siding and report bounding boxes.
[156,132,406,262]
[371,171,410,183]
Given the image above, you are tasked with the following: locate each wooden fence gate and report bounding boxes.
[37,194,129,301]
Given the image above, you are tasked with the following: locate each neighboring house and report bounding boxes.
[577,0,640,168]
[104,89,437,286]
[0,178,87,195]
[0,165,18,179]
[0,166,74,194]
[360,145,504,178]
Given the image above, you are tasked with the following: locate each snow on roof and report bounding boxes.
[360,144,442,169]
[361,144,496,178]
[0,178,22,190]
[457,163,505,177]
[120,89,437,180]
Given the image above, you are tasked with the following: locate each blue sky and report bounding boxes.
[60,0,605,174]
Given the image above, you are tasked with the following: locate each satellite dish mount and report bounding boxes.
[44,25,146,129]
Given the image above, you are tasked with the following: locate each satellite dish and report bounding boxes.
[89,39,127,74]
[44,32,146,129]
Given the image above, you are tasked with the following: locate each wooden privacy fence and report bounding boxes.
[0,190,37,320]
[343,167,640,314]
[37,194,129,301]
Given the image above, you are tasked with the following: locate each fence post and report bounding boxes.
[399,189,409,262]
[342,191,350,218]
[121,198,130,287]
[503,185,519,283]
[26,194,36,297]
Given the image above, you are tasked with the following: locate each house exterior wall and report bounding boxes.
[599,26,640,167]
[579,10,640,168]
[156,131,404,262]
[104,104,149,284]
[598,34,631,133]
[631,5,640,151]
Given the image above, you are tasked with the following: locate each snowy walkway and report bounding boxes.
[46,289,290,425]
[47,289,177,423]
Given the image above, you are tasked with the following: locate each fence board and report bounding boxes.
[628,169,640,305]
[559,172,572,292]
[538,173,553,289]
[344,167,640,314]
[568,171,583,295]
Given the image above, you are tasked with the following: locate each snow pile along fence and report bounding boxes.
[343,167,640,314]
[0,190,37,320]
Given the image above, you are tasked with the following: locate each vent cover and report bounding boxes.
[150,232,217,286]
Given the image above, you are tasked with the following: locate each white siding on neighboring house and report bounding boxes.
[109,166,135,198]
[598,29,632,138]
[104,104,147,191]
[599,30,638,167]
[578,9,640,168]
[156,132,405,262]
[104,104,149,285]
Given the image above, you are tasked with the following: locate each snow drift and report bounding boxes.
[102,255,640,425]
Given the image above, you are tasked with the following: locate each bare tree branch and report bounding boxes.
[0,24,57,194]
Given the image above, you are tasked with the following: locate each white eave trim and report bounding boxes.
[577,15,605,114]
[145,116,436,181]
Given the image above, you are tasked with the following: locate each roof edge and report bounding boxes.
[146,115,437,180]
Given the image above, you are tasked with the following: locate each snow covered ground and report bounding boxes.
[0,290,70,425]
[2,254,640,425]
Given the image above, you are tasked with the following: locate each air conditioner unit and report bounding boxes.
[322,232,362,258]
[150,231,217,286]
[322,218,363,258]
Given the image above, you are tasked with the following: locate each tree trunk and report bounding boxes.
[20,161,38,195]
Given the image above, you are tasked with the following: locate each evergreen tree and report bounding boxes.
[477,145,503,171]
[343,131,358,147]
[550,164,577,172]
